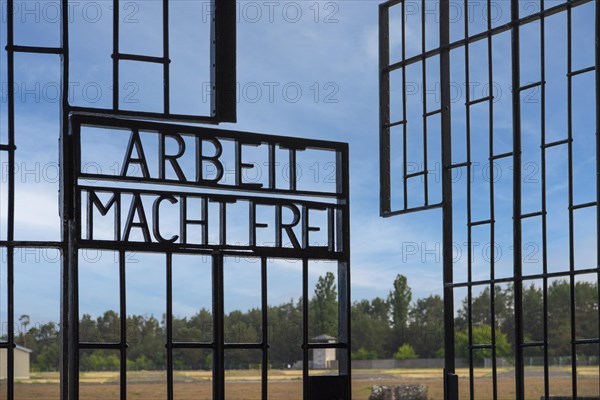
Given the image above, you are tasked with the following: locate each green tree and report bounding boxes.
[455,325,512,365]
[386,275,412,355]
[351,299,391,358]
[522,283,543,346]
[352,347,377,360]
[408,295,444,358]
[310,272,338,337]
[268,299,303,368]
[389,274,412,330]
[393,343,417,360]
[455,286,515,347]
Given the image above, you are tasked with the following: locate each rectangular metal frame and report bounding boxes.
[380,0,600,399]
[62,115,352,400]
[0,0,352,399]
[4,0,236,124]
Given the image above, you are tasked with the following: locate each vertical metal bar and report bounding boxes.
[59,2,70,398]
[6,250,13,396]
[261,257,268,400]
[463,0,474,397]
[511,0,525,398]
[401,0,408,209]
[219,201,227,246]
[486,1,498,397]
[112,0,120,110]
[566,3,578,397]
[162,0,170,114]
[5,0,15,396]
[289,149,297,192]
[440,0,457,398]
[421,0,429,206]
[337,146,351,397]
[379,3,391,215]
[212,0,237,122]
[60,0,74,395]
[269,144,276,191]
[539,0,551,398]
[596,0,600,393]
[302,258,309,400]
[212,252,225,400]
[67,230,79,400]
[166,253,173,400]
[120,251,128,400]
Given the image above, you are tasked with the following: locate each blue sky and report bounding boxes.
[0,0,597,328]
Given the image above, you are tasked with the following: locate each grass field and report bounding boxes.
[3,367,599,399]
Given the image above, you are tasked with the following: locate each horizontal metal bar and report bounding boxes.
[68,107,221,125]
[573,338,600,345]
[77,184,342,209]
[170,342,214,349]
[466,96,493,106]
[386,0,592,72]
[79,174,343,200]
[72,114,348,153]
[385,120,406,129]
[469,219,493,227]
[571,201,597,210]
[519,81,544,92]
[521,342,545,348]
[0,343,16,349]
[76,240,346,261]
[424,109,442,117]
[490,152,513,160]
[447,267,600,288]
[448,161,471,169]
[568,66,595,77]
[0,144,16,151]
[7,45,63,54]
[79,342,122,350]
[521,211,545,219]
[380,0,402,8]
[113,53,170,64]
[224,343,264,350]
[381,202,443,218]
[543,138,571,149]
[0,240,63,249]
[405,170,427,179]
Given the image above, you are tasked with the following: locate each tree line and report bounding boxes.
[13,274,599,371]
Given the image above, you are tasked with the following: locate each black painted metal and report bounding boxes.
[380,1,600,399]
[65,115,351,400]
[2,0,351,399]
[439,1,455,398]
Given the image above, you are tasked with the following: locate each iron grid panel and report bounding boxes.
[3,0,237,124]
[379,0,599,399]
[63,115,352,400]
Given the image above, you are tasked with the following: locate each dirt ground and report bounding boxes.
[2,368,598,399]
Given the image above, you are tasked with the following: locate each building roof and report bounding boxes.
[15,345,32,353]
[312,334,336,343]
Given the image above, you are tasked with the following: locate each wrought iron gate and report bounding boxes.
[65,115,351,400]
[1,0,352,399]
[380,0,599,399]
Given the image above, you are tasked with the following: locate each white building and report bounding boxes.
[312,334,336,369]
[0,345,32,379]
